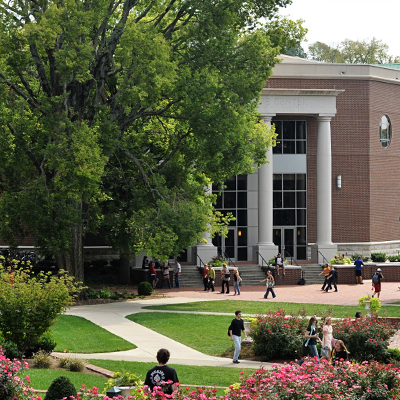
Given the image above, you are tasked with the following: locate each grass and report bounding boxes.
[126,312,233,355]
[50,315,136,353]
[27,368,107,391]
[89,359,254,388]
[141,300,400,317]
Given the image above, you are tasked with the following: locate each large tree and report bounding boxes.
[0,0,291,283]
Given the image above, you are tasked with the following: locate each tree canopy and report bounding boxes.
[0,0,294,282]
[308,38,399,64]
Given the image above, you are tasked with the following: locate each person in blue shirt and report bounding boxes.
[354,256,364,284]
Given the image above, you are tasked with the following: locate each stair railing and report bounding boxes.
[317,250,330,266]
[283,250,299,267]
[255,251,270,269]
[222,251,237,269]
[193,252,206,269]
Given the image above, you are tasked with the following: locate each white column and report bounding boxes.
[311,115,337,262]
[258,115,274,245]
[316,116,333,245]
[253,114,278,264]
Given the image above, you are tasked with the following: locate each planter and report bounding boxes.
[364,299,372,317]
[118,386,136,397]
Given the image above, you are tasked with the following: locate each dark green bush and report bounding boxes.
[371,252,387,262]
[333,316,395,363]
[352,254,369,262]
[0,339,22,360]
[25,332,57,358]
[387,255,398,262]
[388,348,400,361]
[44,376,77,400]
[138,281,153,296]
[91,259,109,268]
[251,309,308,361]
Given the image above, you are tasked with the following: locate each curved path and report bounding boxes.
[55,281,400,368]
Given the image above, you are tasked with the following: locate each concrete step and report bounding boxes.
[300,264,325,285]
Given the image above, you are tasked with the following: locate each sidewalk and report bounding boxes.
[55,282,400,368]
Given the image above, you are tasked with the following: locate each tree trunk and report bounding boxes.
[119,253,131,284]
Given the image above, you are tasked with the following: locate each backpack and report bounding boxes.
[372,273,380,284]
[227,324,232,337]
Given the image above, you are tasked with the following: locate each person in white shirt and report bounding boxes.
[174,259,181,288]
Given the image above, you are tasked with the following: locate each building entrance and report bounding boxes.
[273,227,295,260]
[213,227,236,261]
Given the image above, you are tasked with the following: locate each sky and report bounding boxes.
[278,0,400,58]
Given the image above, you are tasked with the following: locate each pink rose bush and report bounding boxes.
[333,315,396,363]
[0,349,41,400]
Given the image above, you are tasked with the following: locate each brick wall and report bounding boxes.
[267,77,400,245]
[334,263,400,283]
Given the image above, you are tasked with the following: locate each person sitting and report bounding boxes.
[332,339,349,364]
[144,348,179,394]
[355,311,362,321]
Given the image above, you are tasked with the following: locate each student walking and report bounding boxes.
[260,270,276,299]
[233,268,241,295]
[228,310,247,364]
[304,316,320,362]
[202,264,210,291]
[207,264,215,291]
[325,266,338,292]
[221,263,230,294]
[174,259,181,288]
[372,268,384,298]
[319,264,331,291]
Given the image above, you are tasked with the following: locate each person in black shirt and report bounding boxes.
[229,310,247,364]
[325,266,338,292]
[332,340,349,364]
[145,348,179,394]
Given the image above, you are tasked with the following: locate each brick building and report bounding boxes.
[191,56,400,265]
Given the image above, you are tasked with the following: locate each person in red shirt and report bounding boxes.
[202,264,209,291]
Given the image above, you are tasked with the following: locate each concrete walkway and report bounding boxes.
[58,297,271,369]
[54,281,400,369]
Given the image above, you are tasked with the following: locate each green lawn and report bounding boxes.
[89,359,254,388]
[141,300,400,318]
[126,313,233,355]
[51,315,136,353]
[28,369,107,391]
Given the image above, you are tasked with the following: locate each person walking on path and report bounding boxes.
[325,266,338,292]
[160,262,171,289]
[304,316,320,363]
[260,270,276,299]
[207,264,215,291]
[144,348,179,395]
[229,310,247,364]
[174,259,181,289]
[372,268,384,298]
[233,268,241,295]
[275,253,284,276]
[321,317,333,360]
[202,264,209,291]
[221,263,230,294]
[149,262,158,289]
[319,263,331,291]
[354,256,364,284]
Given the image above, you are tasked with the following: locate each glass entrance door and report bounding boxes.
[273,227,295,259]
[212,227,236,261]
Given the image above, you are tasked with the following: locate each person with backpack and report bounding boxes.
[372,268,384,298]
[354,256,364,284]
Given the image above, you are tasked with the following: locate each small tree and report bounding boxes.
[0,264,82,354]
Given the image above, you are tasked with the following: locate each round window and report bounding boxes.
[379,115,391,148]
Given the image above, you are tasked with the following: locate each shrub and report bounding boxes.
[59,356,85,372]
[371,252,387,262]
[387,255,398,262]
[0,349,39,400]
[333,316,395,363]
[0,339,22,360]
[0,264,82,353]
[25,331,57,358]
[33,351,53,369]
[388,347,400,361]
[138,281,153,296]
[91,259,109,268]
[104,372,143,392]
[352,253,369,262]
[44,376,77,400]
[251,309,308,361]
[330,253,352,264]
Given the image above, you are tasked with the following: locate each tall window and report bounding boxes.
[212,175,248,261]
[273,121,307,154]
[379,115,391,148]
[273,174,307,260]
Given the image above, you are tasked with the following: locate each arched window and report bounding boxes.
[379,115,391,148]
